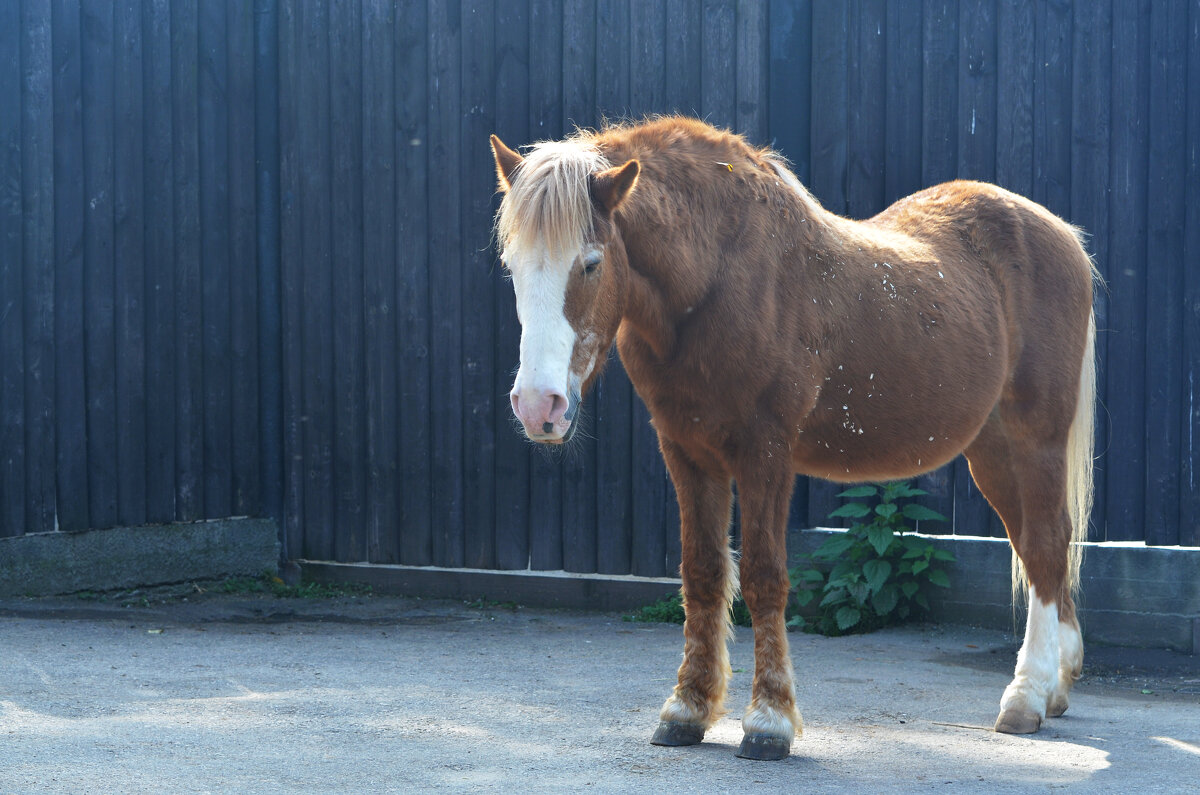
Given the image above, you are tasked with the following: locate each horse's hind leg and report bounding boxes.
[650,439,737,747]
[965,422,1082,734]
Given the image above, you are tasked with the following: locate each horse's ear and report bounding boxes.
[490,134,523,192]
[591,160,640,214]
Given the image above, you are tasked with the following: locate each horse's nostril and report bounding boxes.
[543,422,554,434]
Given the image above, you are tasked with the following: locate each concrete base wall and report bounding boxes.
[789,528,1200,654]
[0,519,280,597]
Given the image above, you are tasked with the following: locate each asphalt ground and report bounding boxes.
[1,589,1197,793]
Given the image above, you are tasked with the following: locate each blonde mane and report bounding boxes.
[495,137,610,264]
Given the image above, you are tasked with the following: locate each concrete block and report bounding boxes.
[787,527,1200,653]
[0,519,280,597]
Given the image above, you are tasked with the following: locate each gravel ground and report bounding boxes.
[0,590,1197,793]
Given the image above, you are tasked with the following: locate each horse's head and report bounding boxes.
[491,134,640,444]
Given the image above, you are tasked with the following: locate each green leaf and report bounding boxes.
[901,581,919,599]
[926,569,951,588]
[836,485,879,499]
[829,502,872,519]
[820,588,848,608]
[813,534,856,559]
[874,503,898,519]
[871,584,899,616]
[901,542,928,559]
[835,606,862,631]
[931,548,956,562]
[786,615,807,629]
[862,559,892,593]
[914,591,930,610]
[793,589,815,607]
[790,567,825,584]
[847,582,870,604]
[867,526,895,557]
[911,559,929,575]
[902,504,948,523]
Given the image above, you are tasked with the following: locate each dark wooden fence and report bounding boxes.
[2,1,1198,580]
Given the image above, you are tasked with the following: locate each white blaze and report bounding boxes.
[510,254,575,400]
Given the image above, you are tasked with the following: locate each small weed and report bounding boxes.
[464,596,520,611]
[625,591,753,627]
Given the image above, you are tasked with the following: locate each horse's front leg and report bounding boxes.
[735,458,802,760]
[650,438,736,748]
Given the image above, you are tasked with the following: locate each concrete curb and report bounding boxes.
[0,518,280,597]
[300,561,682,613]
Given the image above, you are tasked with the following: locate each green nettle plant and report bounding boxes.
[788,482,954,636]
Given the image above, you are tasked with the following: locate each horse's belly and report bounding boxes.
[791,364,1002,482]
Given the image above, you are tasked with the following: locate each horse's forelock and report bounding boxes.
[496,139,609,266]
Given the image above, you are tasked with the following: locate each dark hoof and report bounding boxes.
[736,734,791,761]
[994,708,1042,734]
[651,721,706,747]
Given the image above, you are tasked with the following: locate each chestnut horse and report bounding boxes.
[489,117,1097,760]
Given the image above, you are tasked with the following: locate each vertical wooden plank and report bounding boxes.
[143,0,176,524]
[461,0,498,569]
[701,0,736,130]
[255,0,283,536]
[396,0,432,565]
[81,1,118,529]
[330,0,367,561]
[809,1,847,214]
[953,0,1000,537]
[956,0,996,181]
[427,0,464,567]
[995,0,1034,195]
[806,0,847,527]
[1032,0,1072,217]
[199,0,233,520]
[629,0,665,117]
[596,0,629,116]
[228,0,260,518]
[113,0,147,527]
[563,0,596,131]
[1105,0,1149,541]
[1144,0,1187,546]
[1069,0,1111,543]
[173,0,204,522]
[1182,0,1200,547]
[52,0,88,532]
[769,0,811,180]
[526,0,563,569]
[297,1,335,558]
[277,0,306,557]
[917,0,958,528]
[493,0,532,570]
[921,0,958,183]
[595,0,633,574]
[562,0,598,572]
[884,0,922,206]
[664,0,702,118]
[629,0,669,575]
[0,0,24,536]
[847,0,886,218]
[735,0,767,141]
[362,0,399,563]
[21,0,57,534]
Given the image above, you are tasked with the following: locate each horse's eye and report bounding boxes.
[583,252,603,275]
